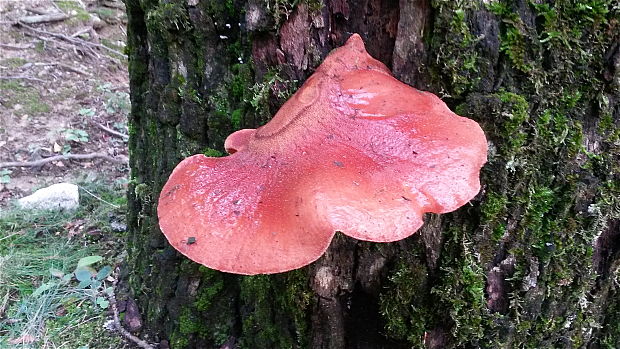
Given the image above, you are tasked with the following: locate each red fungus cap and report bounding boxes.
[224,128,255,154]
[158,34,488,275]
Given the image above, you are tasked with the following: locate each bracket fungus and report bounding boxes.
[158,34,488,275]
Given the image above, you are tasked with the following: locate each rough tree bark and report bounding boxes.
[125,0,620,348]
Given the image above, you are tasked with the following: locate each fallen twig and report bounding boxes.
[0,232,20,243]
[0,43,34,50]
[36,62,90,75]
[79,185,120,208]
[0,153,127,169]
[89,27,100,43]
[16,21,127,59]
[109,270,155,349]
[70,26,101,44]
[19,62,89,75]
[0,75,45,83]
[23,31,97,57]
[71,26,92,38]
[93,122,129,141]
[119,24,126,38]
[21,24,101,57]
[55,62,90,75]
[26,8,50,16]
[101,0,126,10]
[50,1,64,13]
[18,13,70,25]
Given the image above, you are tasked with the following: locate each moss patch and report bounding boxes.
[387,0,619,347]
[146,2,191,40]
[0,57,27,68]
[238,271,312,349]
[55,0,91,22]
[380,253,430,348]
[429,0,483,96]
[0,81,51,115]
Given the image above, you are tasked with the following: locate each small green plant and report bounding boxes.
[203,147,224,157]
[50,255,114,309]
[105,92,130,115]
[113,121,127,133]
[97,83,130,116]
[0,169,11,184]
[249,70,297,119]
[78,108,96,117]
[63,128,89,143]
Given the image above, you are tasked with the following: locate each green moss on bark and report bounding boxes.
[238,270,312,349]
[380,254,430,347]
[429,0,482,96]
[382,0,619,347]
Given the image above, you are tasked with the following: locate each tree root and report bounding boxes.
[18,13,70,25]
[92,122,129,141]
[109,270,155,349]
[0,153,127,169]
[15,21,126,60]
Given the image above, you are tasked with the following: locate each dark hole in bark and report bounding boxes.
[344,283,409,349]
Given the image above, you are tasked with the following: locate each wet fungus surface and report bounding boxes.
[158,34,488,275]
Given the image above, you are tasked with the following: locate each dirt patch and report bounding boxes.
[0,0,129,206]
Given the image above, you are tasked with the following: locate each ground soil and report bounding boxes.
[0,0,129,207]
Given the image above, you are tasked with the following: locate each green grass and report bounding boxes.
[55,0,91,22]
[94,7,117,22]
[0,180,128,348]
[0,58,27,69]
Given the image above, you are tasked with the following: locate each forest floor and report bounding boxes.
[0,0,135,347]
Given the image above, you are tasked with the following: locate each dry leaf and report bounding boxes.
[8,334,36,345]
[53,142,62,153]
[64,219,86,238]
[55,305,67,316]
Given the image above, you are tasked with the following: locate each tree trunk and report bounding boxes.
[125,0,620,348]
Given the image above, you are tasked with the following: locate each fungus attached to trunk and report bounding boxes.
[157,34,488,275]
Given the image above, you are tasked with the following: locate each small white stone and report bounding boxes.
[18,183,80,211]
[90,14,104,30]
